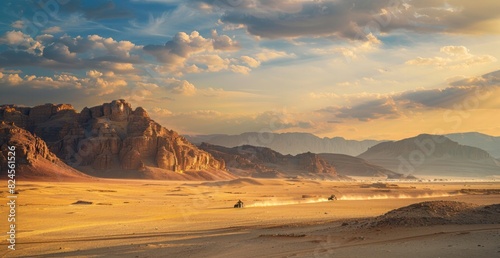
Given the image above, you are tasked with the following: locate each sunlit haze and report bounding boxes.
[1,0,499,140]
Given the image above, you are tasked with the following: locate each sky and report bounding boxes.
[0,0,499,140]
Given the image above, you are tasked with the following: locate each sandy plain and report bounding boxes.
[1,178,499,258]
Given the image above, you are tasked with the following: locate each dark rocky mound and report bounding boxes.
[372,201,500,227]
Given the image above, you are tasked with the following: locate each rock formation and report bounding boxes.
[0,100,227,180]
[0,122,90,180]
[199,143,345,179]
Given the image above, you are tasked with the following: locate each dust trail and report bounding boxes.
[338,192,460,200]
[247,198,329,207]
[246,193,461,207]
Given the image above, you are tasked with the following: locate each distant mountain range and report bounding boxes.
[358,134,500,177]
[186,132,500,161]
[185,132,382,156]
[199,143,343,179]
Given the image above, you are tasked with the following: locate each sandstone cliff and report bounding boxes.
[0,100,229,180]
[0,122,91,180]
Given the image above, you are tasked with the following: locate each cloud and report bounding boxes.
[11,20,24,29]
[317,70,500,122]
[151,107,173,117]
[0,31,142,72]
[190,54,230,72]
[0,70,127,96]
[320,97,401,122]
[254,49,295,62]
[406,45,497,68]
[211,30,240,51]
[449,70,500,87]
[167,79,197,96]
[143,30,240,74]
[240,56,261,68]
[42,26,62,34]
[155,107,317,135]
[192,0,500,40]
[61,0,133,20]
[0,31,44,55]
[311,33,381,60]
[230,65,251,74]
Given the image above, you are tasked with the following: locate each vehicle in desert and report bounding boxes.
[328,194,337,201]
[234,200,244,208]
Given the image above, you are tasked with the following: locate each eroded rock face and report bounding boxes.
[0,122,58,166]
[0,122,91,180]
[0,100,225,177]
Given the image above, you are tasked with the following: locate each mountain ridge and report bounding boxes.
[199,142,346,180]
[186,131,500,159]
[0,100,231,180]
[186,132,383,156]
[358,134,500,177]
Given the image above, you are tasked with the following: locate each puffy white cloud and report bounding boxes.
[230,65,251,74]
[42,26,62,34]
[0,31,44,55]
[190,54,230,72]
[0,31,142,73]
[166,78,197,96]
[240,56,261,68]
[312,33,381,60]
[254,49,295,62]
[211,29,240,51]
[406,45,497,68]
[143,30,237,62]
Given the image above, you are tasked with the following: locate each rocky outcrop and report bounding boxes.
[199,143,344,179]
[0,122,90,180]
[0,100,227,179]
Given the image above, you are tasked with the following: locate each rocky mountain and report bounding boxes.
[317,153,404,179]
[0,100,232,180]
[199,143,346,180]
[446,132,500,159]
[186,132,382,156]
[358,134,500,177]
[0,122,91,181]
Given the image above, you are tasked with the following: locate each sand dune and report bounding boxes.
[4,179,500,258]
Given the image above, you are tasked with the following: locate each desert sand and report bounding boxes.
[1,178,499,257]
